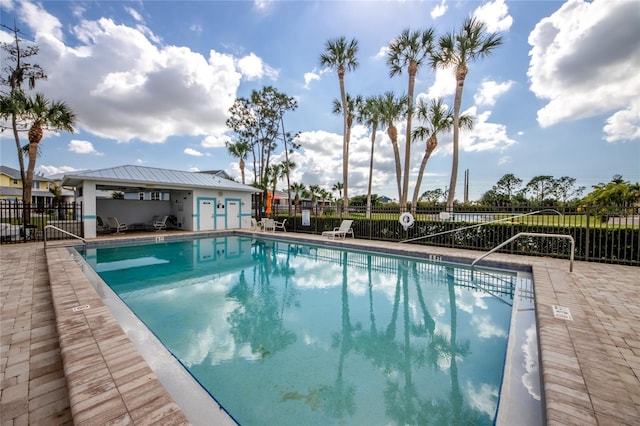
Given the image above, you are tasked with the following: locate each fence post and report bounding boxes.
[585,204,590,261]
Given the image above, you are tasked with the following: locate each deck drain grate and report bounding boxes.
[552,305,573,321]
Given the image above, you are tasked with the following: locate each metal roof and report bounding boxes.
[62,165,259,193]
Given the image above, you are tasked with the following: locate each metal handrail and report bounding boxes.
[401,209,563,243]
[44,225,86,249]
[471,232,575,272]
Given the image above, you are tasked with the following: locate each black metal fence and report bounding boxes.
[274,204,639,266]
[0,200,83,244]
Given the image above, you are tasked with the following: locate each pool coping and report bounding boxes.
[45,230,640,425]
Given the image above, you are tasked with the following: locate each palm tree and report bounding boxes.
[268,162,287,215]
[356,95,384,219]
[410,98,474,214]
[379,91,408,202]
[320,37,359,212]
[226,140,251,184]
[290,182,306,214]
[386,28,435,211]
[433,17,503,211]
[22,93,76,206]
[332,182,343,210]
[308,184,321,213]
[332,94,363,189]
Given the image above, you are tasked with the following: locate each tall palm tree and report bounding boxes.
[320,37,359,212]
[332,182,343,209]
[356,95,384,219]
[268,162,286,214]
[433,17,503,211]
[226,140,251,184]
[23,93,76,206]
[386,28,435,211]
[332,94,362,186]
[410,98,474,214]
[290,182,306,213]
[379,91,408,202]
[308,184,322,212]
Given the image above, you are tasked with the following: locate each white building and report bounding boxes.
[62,165,259,239]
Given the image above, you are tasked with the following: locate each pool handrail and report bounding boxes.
[471,232,575,272]
[44,224,86,250]
[401,209,563,244]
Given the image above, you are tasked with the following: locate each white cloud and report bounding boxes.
[374,45,389,59]
[201,134,231,148]
[473,0,513,33]
[38,165,80,176]
[125,6,143,23]
[14,0,64,40]
[436,107,516,154]
[603,101,640,143]
[424,68,456,100]
[528,0,640,143]
[184,148,204,157]
[304,71,320,89]
[236,52,279,81]
[474,80,514,106]
[430,0,447,19]
[11,3,248,145]
[68,139,102,155]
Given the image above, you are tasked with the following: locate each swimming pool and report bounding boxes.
[82,234,541,425]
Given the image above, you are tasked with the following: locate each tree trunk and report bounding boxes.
[366,125,378,219]
[388,125,402,202]
[447,69,467,212]
[339,70,349,211]
[402,66,417,211]
[411,136,437,215]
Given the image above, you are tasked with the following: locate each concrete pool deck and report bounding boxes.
[1,231,639,425]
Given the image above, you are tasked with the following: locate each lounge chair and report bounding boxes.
[107,216,128,234]
[96,216,110,233]
[151,215,168,231]
[274,218,287,232]
[251,218,261,231]
[262,218,276,233]
[322,220,354,240]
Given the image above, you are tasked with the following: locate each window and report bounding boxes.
[12,179,18,185]
[139,192,145,200]
[32,181,40,189]
[151,192,161,200]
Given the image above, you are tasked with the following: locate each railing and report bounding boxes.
[472,232,575,272]
[400,209,563,244]
[44,225,86,250]
[0,200,83,243]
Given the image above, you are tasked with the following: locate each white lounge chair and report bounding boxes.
[274,218,287,232]
[107,216,128,234]
[96,216,110,233]
[251,218,262,231]
[151,215,168,231]
[262,218,276,233]
[322,220,354,240]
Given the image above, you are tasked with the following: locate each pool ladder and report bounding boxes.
[471,232,575,272]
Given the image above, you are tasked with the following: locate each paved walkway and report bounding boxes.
[1,234,639,425]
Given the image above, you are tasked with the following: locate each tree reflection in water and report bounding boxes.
[97,237,511,425]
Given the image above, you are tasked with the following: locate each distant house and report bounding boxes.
[62,165,260,238]
[0,165,55,205]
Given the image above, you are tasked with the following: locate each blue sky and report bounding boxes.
[1,0,638,201]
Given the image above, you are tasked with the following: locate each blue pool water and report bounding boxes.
[84,235,531,425]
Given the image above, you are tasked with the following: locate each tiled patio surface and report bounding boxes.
[1,232,639,425]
